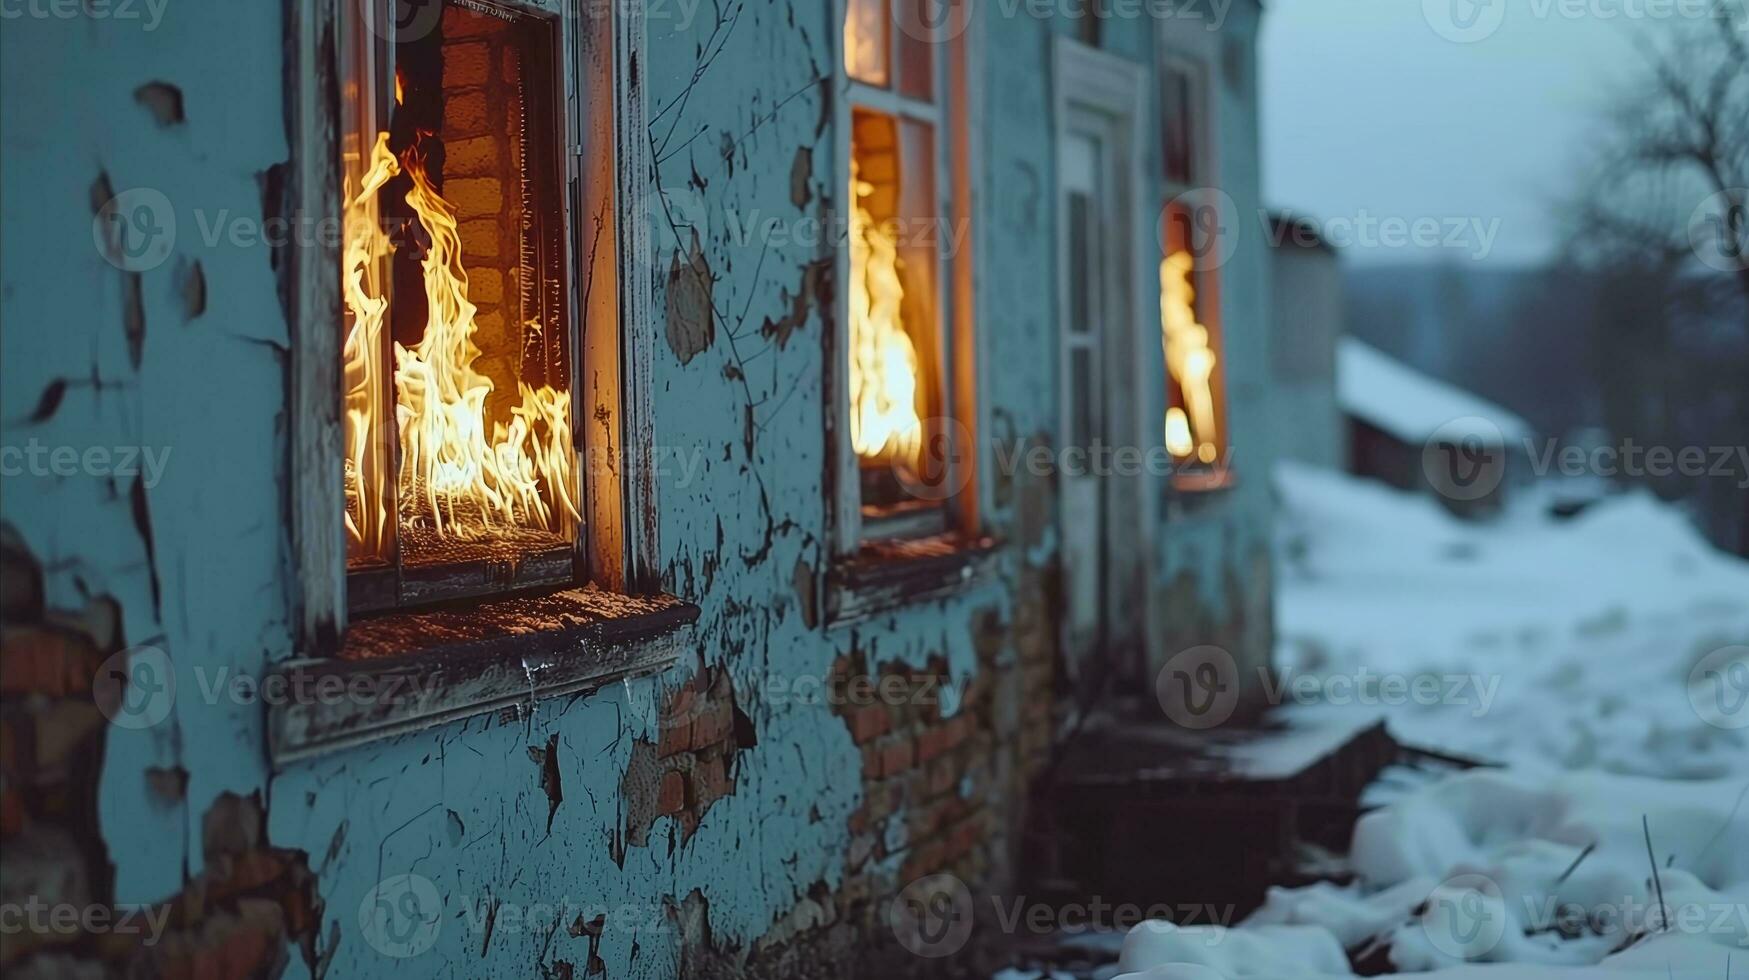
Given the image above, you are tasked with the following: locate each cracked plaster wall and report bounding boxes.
[0,1,1273,976]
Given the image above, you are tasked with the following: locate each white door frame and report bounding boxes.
[1052,38,1157,689]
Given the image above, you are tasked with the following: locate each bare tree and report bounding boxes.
[1567,4,1747,297]
[1564,4,1749,554]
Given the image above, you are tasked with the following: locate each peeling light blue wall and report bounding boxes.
[0,1,1274,976]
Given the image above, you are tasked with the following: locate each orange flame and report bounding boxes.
[847,163,923,469]
[343,132,578,560]
[342,133,400,560]
[1160,250,1220,464]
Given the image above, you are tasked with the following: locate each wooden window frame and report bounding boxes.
[824,0,992,623]
[286,0,659,652]
[829,0,981,552]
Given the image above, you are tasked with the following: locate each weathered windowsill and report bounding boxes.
[824,533,1002,626]
[1162,468,1240,520]
[1171,468,1237,495]
[269,587,698,767]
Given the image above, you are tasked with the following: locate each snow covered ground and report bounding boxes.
[1273,463,1749,779]
[1005,467,1749,979]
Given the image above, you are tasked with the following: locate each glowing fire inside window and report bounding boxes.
[843,0,889,87]
[341,1,579,590]
[848,160,923,471]
[343,135,577,557]
[1160,249,1221,465]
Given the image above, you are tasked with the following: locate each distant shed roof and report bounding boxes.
[1266,211,1336,254]
[1337,338,1532,445]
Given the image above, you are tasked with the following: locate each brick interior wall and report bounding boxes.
[440,4,527,433]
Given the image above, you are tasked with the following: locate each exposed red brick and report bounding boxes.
[907,798,950,840]
[926,754,958,797]
[667,684,696,719]
[657,770,686,816]
[914,721,955,764]
[846,704,890,744]
[690,700,733,747]
[899,840,944,884]
[657,718,693,758]
[0,626,100,698]
[879,736,913,776]
[860,743,884,780]
[31,701,103,777]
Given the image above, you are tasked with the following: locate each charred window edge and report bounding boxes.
[268,588,697,765]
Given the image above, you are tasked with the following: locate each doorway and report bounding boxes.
[1053,39,1153,696]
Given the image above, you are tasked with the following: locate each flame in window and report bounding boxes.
[1160,250,1220,464]
[342,132,579,559]
[342,133,399,560]
[848,164,923,470]
[843,0,888,86]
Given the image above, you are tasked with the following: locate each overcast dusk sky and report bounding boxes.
[1259,0,1683,267]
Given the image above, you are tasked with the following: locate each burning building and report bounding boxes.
[0,1,1281,975]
